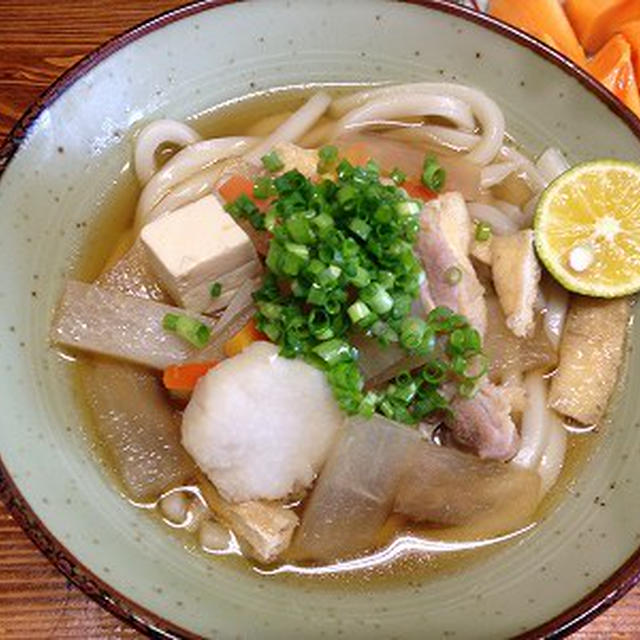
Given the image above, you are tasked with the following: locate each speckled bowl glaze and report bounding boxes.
[1,1,640,638]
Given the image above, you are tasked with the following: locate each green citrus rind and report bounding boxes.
[534,159,640,298]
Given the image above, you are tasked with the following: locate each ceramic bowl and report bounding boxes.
[1,1,640,638]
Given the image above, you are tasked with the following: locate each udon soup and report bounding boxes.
[52,83,631,577]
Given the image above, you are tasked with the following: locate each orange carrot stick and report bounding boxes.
[223,318,268,358]
[217,174,255,203]
[163,362,217,391]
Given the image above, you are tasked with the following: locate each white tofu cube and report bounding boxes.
[140,195,259,312]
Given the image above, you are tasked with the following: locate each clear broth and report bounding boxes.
[67,87,605,588]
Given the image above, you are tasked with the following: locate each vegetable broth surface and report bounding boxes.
[65,87,610,589]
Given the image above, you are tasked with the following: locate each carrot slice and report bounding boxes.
[223,318,268,358]
[490,0,586,66]
[588,34,640,117]
[218,174,255,203]
[565,0,640,54]
[402,181,438,202]
[619,21,640,83]
[163,361,217,391]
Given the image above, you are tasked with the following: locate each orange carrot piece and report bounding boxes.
[588,34,640,117]
[223,318,267,358]
[402,181,438,202]
[217,174,255,203]
[163,361,217,391]
[619,21,640,83]
[565,0,640,54]
[490,0,586,65]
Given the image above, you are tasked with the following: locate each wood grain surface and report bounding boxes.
[0,1,639,638]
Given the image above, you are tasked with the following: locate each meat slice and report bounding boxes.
[491,230,541,337]
[447,382,519,461]
[549,297,630,425]
[417,192,487,335]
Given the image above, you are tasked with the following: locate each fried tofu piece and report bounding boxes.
[549,296,630,425]
[492,230,541,337]
[199,477,299,564]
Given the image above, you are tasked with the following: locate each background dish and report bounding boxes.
[1,0,640,637]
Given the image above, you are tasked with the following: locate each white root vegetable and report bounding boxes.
[395,429,541,533]
[135,137,254,229]
[332,94,475,140]
[330,83,505,165]
[480,162,518,189]
[182,342,344,503]
[134,119,201,185]
[536,147,570,185]
[97,242,169,303]
[291,415,417,562]
[467,202,520,235]
[245,92,331,163]
[52,281,214,369]
[83,358,195,501]
[214,277,260,335]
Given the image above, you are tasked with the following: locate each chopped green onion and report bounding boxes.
[162,313,211,349]
[361,283,394,314]
[475,221,492,242]
[313,339,354,367]
[261,150,284,172]
[209,282,222,298]
[317,264,342,287]
[395,200,421,217]
[347,300,371,324]
[253,177,275,200]
[390,167,406,185]
[421,154,446,192]
[348,218,371,240]
[286,214,315,244]
[444,266,463,286]
[400,316,427,350]
[358,391,379,418]
[241,152,486,424]
[307,284,327,306]
[311,212,334,237]
[421,360,448,385]
[317,145,339,174]
[308,309,334,340]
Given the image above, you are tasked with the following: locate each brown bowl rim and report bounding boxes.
[1,1,640,638]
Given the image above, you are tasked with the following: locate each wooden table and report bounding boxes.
[0,1,639,637]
